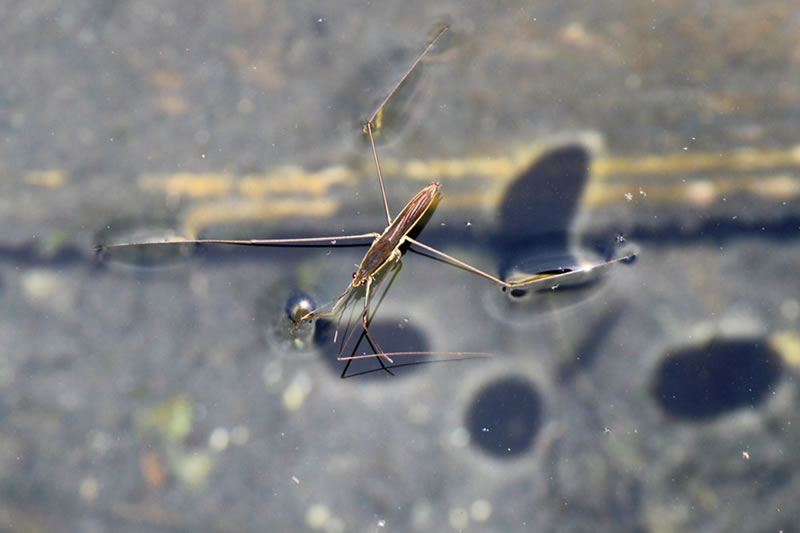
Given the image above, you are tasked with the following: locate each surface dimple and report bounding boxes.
[652,338,782,420]
[466,377,543,458]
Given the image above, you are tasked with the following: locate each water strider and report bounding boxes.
[97,25,634,374]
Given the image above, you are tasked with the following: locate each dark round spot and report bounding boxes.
[466,377,543,458]
[652,338,782,421]
[314,317,430,379]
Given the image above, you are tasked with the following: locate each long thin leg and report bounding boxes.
[305,278,394,376]
[335,264,404,375]
[338,327,395,378]
[404,236,510,285]
[405,236,636,290]
[366,121,392,226]
[362,331,395,376]
[336,276,394,363]
[363,24,449,227]
[98,232,381,251]
[335,298,390,378]
[364,25,448,127]
[300,278,357,324]
[360,277,392,362]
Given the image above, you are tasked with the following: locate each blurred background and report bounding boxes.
[1,0,799,531]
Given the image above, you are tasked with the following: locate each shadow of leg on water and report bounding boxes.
[313,318,433,380]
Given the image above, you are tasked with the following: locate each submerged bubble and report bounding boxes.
[255,287,318,355]
[285,292,316,323]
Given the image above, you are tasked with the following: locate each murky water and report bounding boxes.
[2,1,799,531]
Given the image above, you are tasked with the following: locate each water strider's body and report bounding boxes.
[96,25,634,374]
[299,181,441,365]
[352,181,440,287]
